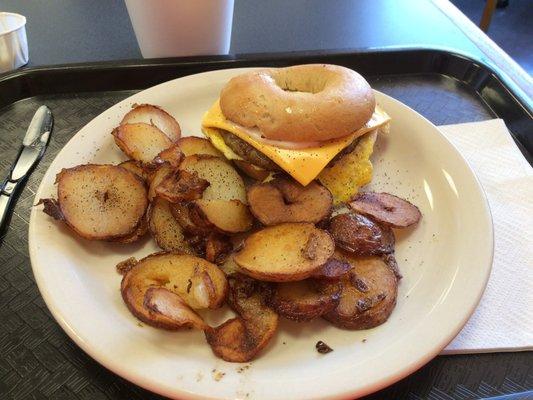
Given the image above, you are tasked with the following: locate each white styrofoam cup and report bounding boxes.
[0,12,28,73]
[125,0,234,58]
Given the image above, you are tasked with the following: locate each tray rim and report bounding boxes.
[2,46,530,164]
[1,46,531,111]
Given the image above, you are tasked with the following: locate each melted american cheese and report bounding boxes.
[201,100,390,185]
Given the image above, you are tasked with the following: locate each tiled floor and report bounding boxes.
[452,0,533,75]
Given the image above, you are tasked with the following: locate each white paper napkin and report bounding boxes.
[434,119,533,354]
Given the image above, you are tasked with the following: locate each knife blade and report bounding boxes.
[0,105,53,233]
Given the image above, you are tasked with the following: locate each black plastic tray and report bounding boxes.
[0,49,532,400]
[2,48,531,162]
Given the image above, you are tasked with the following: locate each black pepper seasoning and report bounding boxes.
[315,341,333,354]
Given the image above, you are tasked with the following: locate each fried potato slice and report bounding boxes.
[234,223,335,282]
[111,214,148,244]
[329,213,394,256]
[318,130,378,204]
[41,164,148,241]
[121,103,181,142]
[205,274,278,362]
[112,122,173,163]
[118,160,152,182]
[382,252,403,280]
[247,177,332,225]
[169,202,210,235]
[179,155,247,203]
[155,170,210,203]
[206,319,249,361]
[121,252,228,329]
[153,143,184,168]
[148,197,194,253]
[349,192,422,228]
[144,287,207,330]
[191,199,253,234]
[204,233,233,265]
[323,254,398,329]
[311,257,352,280]
[267,279,341,322]
[219,253,241,276]
[148,164,173,201]
[176,137,223,157]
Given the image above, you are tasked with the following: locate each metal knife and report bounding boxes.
[0,105,53,232]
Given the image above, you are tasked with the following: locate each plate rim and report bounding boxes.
[28,67,494,400]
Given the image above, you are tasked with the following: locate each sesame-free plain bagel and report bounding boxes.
[219,64,376,143]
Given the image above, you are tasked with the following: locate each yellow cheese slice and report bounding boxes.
[201,100,390,186]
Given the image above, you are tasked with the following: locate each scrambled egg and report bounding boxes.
[318,130,378,205]
[203,128,243,161]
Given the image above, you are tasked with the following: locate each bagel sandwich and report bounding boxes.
[201,64,390,203]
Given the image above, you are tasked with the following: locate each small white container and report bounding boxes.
[125,0,234,58]
[0,12,28,73]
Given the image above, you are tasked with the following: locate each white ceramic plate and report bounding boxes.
[29,68,493,400]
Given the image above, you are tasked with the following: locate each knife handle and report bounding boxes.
[0,179,20,234]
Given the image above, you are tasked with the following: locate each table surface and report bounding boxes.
[2,0,531,100]
[0,0,487,65]
[0,0,531,399]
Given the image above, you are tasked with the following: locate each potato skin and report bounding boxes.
[267,279,341,322]
[155,170,209,203]
[111,214,148,244]
[169,202,211,235]
[311,258,352,280]
[147,197,194,253]
[325,292,396,330]
[323,255,398,330]
[205,274,278,362]
[117,160,152,182]
[205,318,250,362]
[329,212,394,256]
[143,287,208,330]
